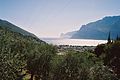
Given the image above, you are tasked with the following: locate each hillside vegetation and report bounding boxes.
[0,19,36,38]
[0,26,119,80]
[0,27,56,80]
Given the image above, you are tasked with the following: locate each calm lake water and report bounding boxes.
[40,38,107,46]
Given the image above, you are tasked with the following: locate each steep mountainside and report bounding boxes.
[0,19,36,38]
[71,16,120,40]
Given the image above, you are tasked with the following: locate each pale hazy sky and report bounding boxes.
[0,0,120,37]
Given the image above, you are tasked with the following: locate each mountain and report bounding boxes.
[60,31,77,38]
[0,19,37,38]
[71,16,120,40]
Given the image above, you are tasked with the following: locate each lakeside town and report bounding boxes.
[57,45,96,53]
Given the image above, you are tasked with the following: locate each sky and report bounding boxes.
[0,0,120,38]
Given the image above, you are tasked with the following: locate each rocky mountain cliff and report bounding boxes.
[71,16,120,40]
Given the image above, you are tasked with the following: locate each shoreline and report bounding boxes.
[41,38,107,46]
[56,45,96,53]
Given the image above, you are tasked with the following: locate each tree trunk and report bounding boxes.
[30,74,34,80]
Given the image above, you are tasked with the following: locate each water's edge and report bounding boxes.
[40,38,107,46]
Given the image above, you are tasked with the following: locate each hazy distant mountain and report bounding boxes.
[0,19,36,38]
[71,16,120,40]
[60,31,77,38]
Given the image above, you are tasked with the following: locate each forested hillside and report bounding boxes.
[0,27,118,80]
[0,19,36,38]
[0,27,56,80]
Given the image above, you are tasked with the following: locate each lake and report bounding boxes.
[40,38,107,46]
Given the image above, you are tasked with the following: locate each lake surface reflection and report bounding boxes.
[41,38,107,46]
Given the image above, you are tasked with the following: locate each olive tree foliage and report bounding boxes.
[89,63,116,80]
[95,40,120,79]
[52,52,90,80]
[0,28,26,79]
[26,44,56,80]
[0,27,47,80]
[104,41,120,79]
[0,27,116,80]
[52,51,115,80]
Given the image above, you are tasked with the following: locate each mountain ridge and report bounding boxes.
[70,16,120,40]
[0,19,37,38]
